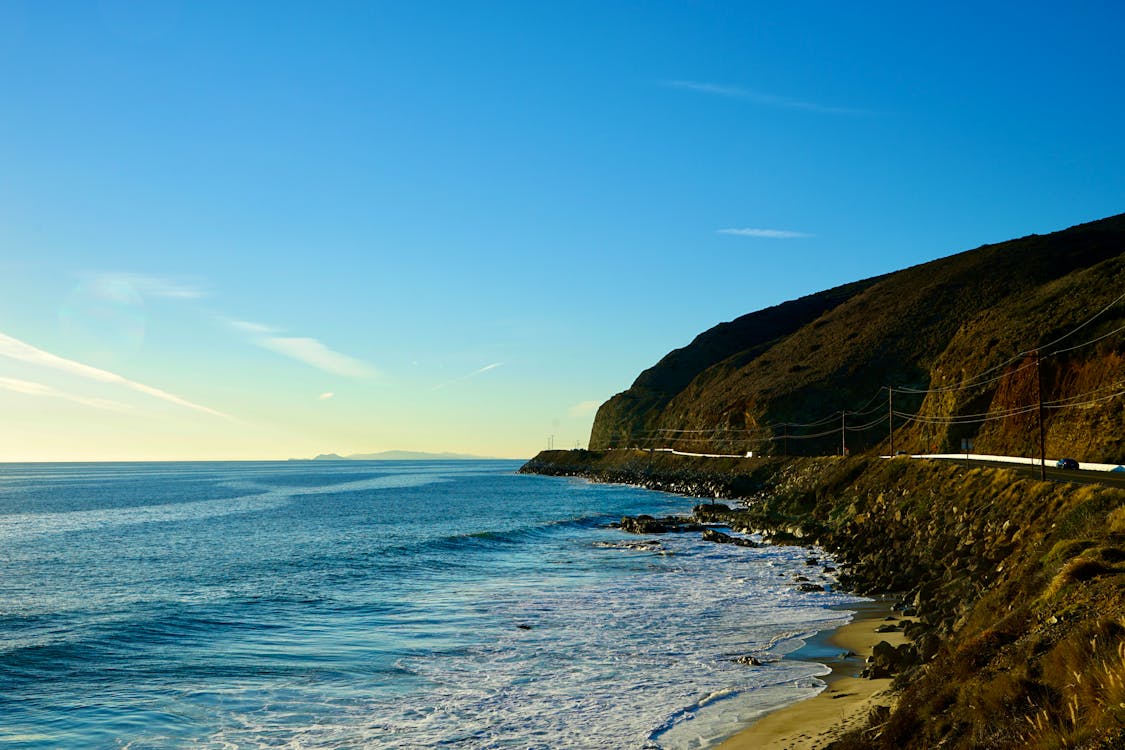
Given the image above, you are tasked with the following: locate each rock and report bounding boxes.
[875,623,900,633]
[593,539,663,551]
[864,639,920,678]
[694,503,731,516]
[916,633,941,662]
[701,528,759,547]
[734,655,763,666]
[618,515,706,534]
[797,583,826,592]
[805,557,820,566]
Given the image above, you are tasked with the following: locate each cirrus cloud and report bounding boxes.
[664,79,874,117]
[226,319,377,378]
[88,272,208,299]
[0,330,228,418]
[258,337,376,378]
[431,362,503,391]
[717,228,814,239]
[0,376,133,412]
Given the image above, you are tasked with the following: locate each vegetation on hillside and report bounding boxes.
[590,214,1125,464]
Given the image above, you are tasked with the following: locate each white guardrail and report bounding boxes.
[621,449,1120,472]
[616,449,1125,472]
[900,453,1125,473]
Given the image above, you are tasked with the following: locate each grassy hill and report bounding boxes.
[590,213,1125,463]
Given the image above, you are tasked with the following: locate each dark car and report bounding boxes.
[1056,458,1080,470]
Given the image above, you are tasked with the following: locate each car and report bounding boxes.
[1056,458,1080,470]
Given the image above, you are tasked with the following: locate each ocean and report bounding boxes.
[0,460,863,749]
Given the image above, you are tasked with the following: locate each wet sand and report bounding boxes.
[717,600,908,750]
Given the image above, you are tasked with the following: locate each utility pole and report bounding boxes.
[840,411,846,457]
[888,386,894,456]
[1036,350,1046,481]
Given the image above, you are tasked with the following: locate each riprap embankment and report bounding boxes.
[522,449,1125,749]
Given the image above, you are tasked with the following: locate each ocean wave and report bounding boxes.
[425,514,609,548]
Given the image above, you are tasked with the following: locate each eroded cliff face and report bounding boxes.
[521,450,1125,749]
[588,277,880,451]
[590,214,1125,464]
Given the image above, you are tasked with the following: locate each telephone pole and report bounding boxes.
[1036,350,1046,481]
[888,387,894,456]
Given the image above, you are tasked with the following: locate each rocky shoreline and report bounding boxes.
[522,449,1125,749]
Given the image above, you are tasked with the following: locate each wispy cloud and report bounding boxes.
[431,362,503,391]
[227,319,279,336]
[258,337,376,378]
[226,319,377,378]
[0,376,133,412]
[664,79,871,116]
[318,392,335,401]
[718,228,814,239]
[89,273,207,299]
[568,399,602,417]
[0,331,228,417]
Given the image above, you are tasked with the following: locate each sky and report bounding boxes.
[1,1,1123,461]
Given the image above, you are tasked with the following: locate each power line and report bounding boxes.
[893,286,1124,396]
[611,284,1122,454]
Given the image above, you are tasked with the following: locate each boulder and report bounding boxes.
[733,655,763,666]
[862,640,920,678]
[702,528,760,547]
[617,515,706,534]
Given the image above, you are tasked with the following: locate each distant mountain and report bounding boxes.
[591,212,1125,463]
[310,450,501,461]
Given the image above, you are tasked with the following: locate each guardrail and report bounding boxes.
[895,453,1125,473]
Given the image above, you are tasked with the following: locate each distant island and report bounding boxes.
[305,450,504,461]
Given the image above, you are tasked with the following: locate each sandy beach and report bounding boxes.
[717,600,909,750]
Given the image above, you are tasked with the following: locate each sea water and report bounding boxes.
[0,460,862,749]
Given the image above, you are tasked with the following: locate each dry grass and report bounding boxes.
[1107,505,1125,536]
[1020,619,1125,749]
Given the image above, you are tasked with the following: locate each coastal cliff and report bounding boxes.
[535,213,1125,747]
[521,450,1125,748]
[591,213,1125,462]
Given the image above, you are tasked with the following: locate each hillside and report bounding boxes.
[590,214,1125,464]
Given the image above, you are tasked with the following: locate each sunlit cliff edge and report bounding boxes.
[591,213,1125,463]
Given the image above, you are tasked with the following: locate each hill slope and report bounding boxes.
[591,214,1125,463]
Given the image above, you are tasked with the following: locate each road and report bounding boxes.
[923,456,1125,489]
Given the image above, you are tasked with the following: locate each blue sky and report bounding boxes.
[1,1,1123,460]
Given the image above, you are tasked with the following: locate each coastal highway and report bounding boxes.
[916,456,1125,489]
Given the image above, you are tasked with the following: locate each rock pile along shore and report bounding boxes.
[522,449,1125,750]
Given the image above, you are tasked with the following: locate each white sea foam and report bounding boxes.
[200,533,859,749]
